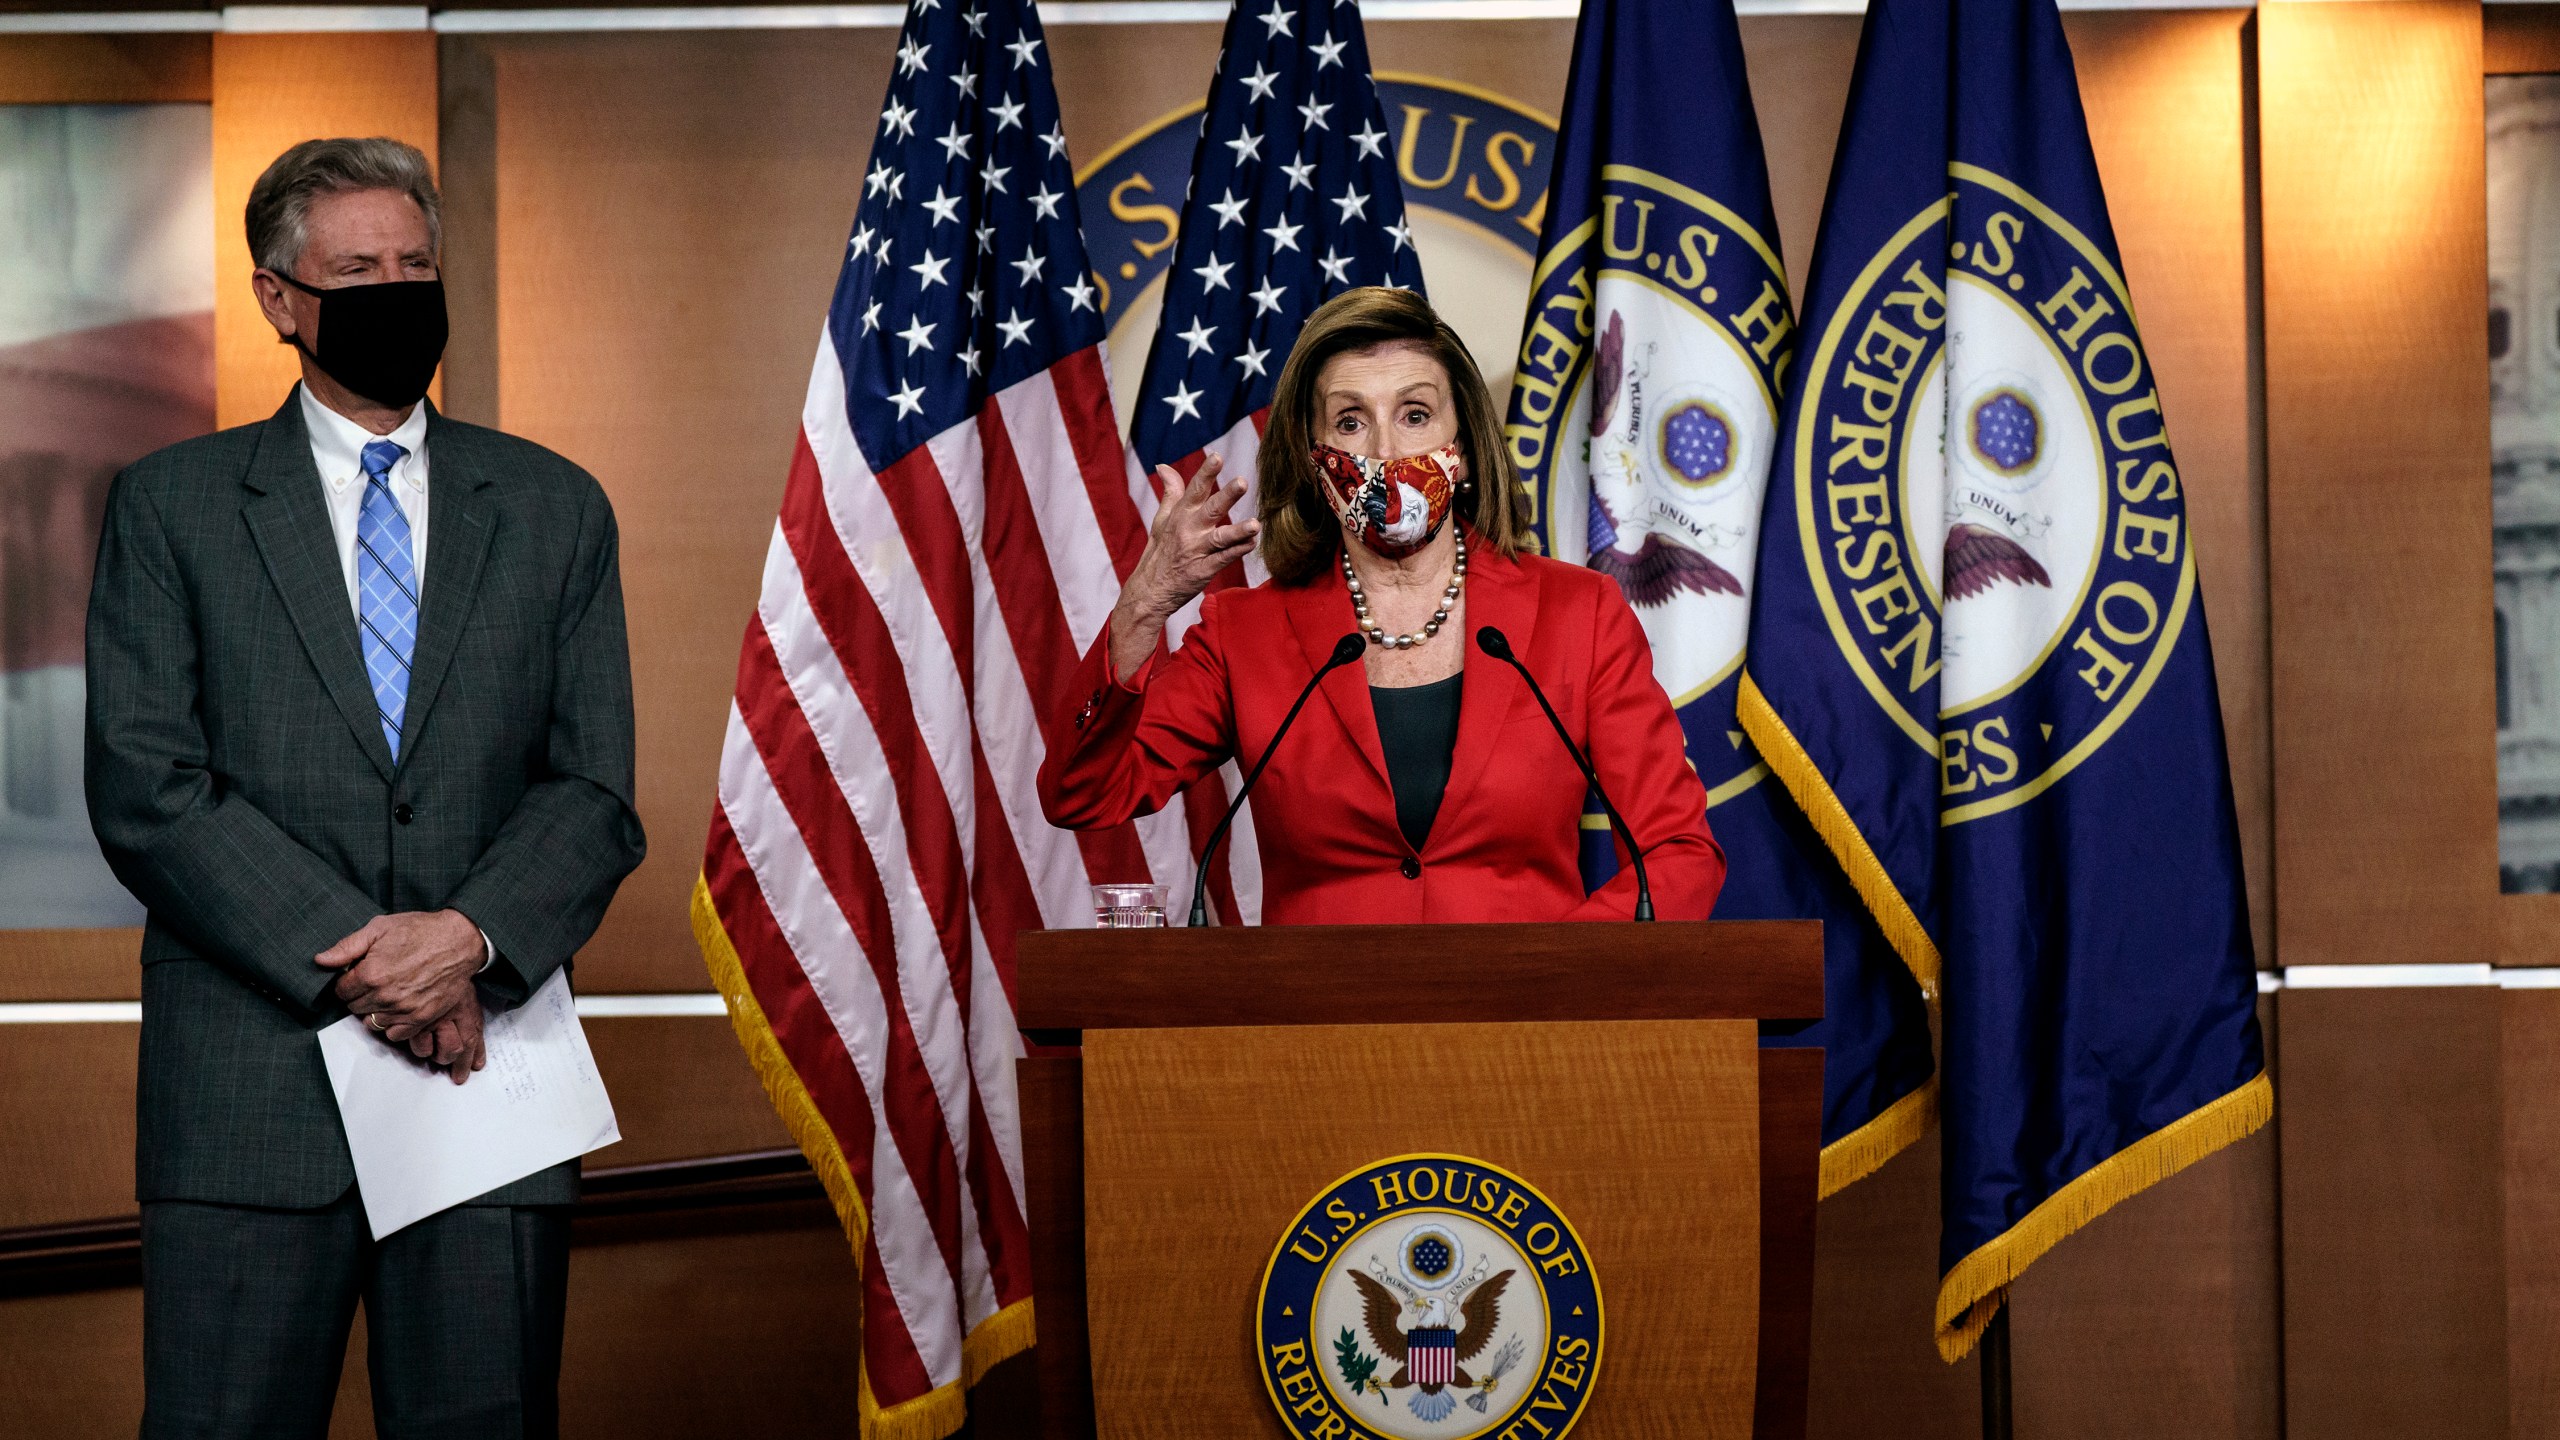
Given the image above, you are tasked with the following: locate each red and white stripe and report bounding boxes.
[701,332,1195,1413]
[1411,1332,1457,1386]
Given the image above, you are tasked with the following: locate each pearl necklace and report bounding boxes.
[1344,532,1467,650]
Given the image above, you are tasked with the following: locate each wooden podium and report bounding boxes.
[1014,920,1823,1440]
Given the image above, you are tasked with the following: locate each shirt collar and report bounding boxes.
[299,384,429,493]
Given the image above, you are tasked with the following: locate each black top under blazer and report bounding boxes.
[84,389,647,1210]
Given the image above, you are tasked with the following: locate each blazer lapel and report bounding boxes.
[1282,568,1391,794]
[397,406,496,771]
[1439,546,1539,831]
[240,391,398,784]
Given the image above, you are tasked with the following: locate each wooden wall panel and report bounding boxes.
[578,1014,791,1168]
[1047,21,1222,172]
[0,930,139,1003]
[1740,17,1863,306]
[0,1213,863,1440]
[2259,0,2498,969]
[2487,4,2560,76]
[0,1014,789,1231]
[0,1022,136,1231]
[2507,990,2560,1437]
[437,34,500,428]
[1803,1140,1979,1440]
[2262,14,2514,1429]
[0,1288,144,1439]
[211,32,440,430]
[2280,986,2507,1439]
[2071,8,2271,967]
[487,30,894,992]
[0,34,206,103]
[557,1207,864,1437]
[1369,16,1575,126]
[2011,1105,2282,1440]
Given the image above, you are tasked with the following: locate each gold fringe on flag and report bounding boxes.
[691,876,871,1260]
[856,1298,1034,1440]
[1737,671,1942,999]
[1932,1069,2273,1362]
[1817,1075,1938,1200]
[1736,669,1944,1202]
[692,876,1037,1439]
[861,1369,967,1440]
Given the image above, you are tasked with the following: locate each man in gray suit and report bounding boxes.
[84,136,645,1439]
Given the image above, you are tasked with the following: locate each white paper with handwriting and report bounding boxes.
[318,969,619,1238]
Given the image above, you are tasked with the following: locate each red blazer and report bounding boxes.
[1037,545,1725,924]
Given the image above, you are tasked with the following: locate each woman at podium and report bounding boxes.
[1038,288,1724,923]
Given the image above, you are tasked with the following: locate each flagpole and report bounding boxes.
[1979,1306,2014,1440]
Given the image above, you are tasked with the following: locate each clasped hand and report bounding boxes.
[316,910,489,1085]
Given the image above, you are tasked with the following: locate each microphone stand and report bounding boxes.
[1475,625,1655,921]
[1190,633,1369,926]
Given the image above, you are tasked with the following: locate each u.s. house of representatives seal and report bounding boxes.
[1504,165,1793,806]
[1257,1156,1603,1440]
[1789,164,2196,823]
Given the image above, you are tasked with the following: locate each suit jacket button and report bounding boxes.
[393,803,414,825]
[1399,857,1421,880]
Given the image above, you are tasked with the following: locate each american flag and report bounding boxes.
[1125,0,1425,922]
[691,0,1193,1432]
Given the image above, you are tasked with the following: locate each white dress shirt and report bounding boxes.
[298,385,492,974]
[299,384,432,612]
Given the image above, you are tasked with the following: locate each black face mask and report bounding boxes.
[276,273,448,410]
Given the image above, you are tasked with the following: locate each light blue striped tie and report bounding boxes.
[355,439,419,760]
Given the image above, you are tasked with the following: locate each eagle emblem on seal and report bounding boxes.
[1345,1239,1521,1422]
[1584,309,1749,608]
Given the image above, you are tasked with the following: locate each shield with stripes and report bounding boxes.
[1406,1326,1458,1387]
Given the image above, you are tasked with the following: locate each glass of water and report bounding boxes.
[1091,882,1169,929]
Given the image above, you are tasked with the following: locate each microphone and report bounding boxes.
[1190,633,1369,926]
[1476,626,1654,921]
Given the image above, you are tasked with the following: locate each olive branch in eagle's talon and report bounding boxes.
[1333,1327,1382,1403]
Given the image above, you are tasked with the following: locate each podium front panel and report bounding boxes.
[1078,1018,1760,1440]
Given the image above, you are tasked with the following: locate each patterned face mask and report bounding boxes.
[1310,442,1467,560]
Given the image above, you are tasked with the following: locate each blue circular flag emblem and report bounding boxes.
[1257,1155,1603,1440]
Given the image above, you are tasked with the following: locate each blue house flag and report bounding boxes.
[1740,0,2271,1358]
[1503,0,1937,1195]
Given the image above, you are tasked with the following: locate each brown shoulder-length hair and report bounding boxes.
[1257,287,1532,585]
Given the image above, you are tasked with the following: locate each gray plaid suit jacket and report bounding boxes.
[85,389,646,1210]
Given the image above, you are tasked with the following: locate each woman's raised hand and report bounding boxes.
[1108,454,1260,681]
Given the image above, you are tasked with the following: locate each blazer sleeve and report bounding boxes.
[1562,584,1727,922]
[1037,594,1240,831]
[446,480,647,1005]
[84,471,385,1014]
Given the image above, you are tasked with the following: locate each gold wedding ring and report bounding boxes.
[366,1013,387,1032]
